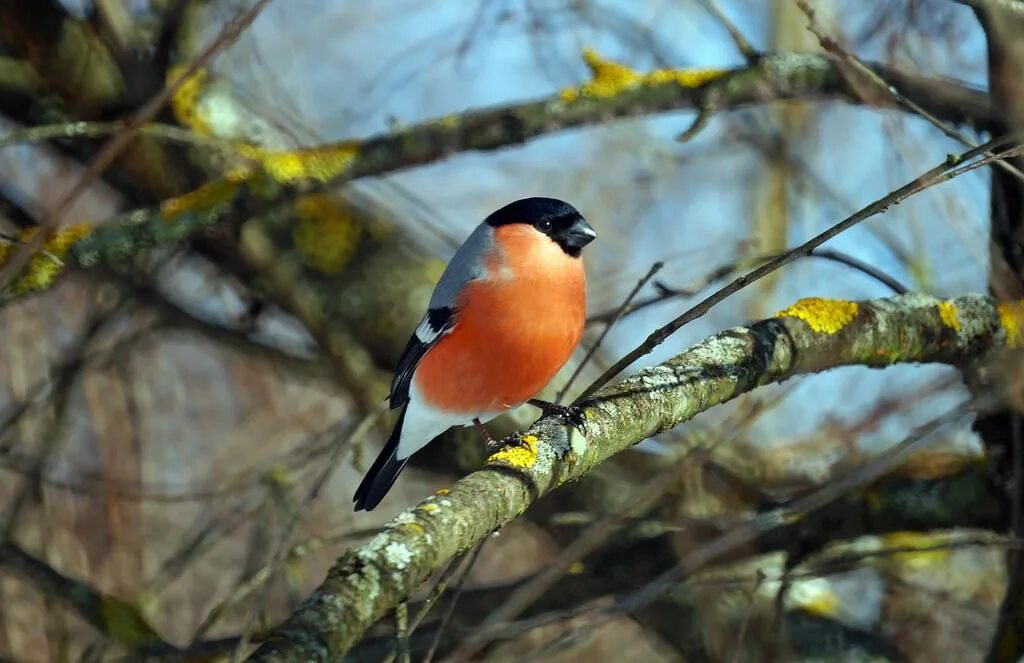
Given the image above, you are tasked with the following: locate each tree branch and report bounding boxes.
[248,292,1023,661]
[0,542,167,649]
[0,51,994,309]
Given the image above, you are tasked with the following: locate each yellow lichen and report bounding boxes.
[937,301,960,333]
[265,463,293,488]
[401,522,426,535]
[292,194,361,274]
[100,596,159,646]
[776,298,859,335]
[239,142,360,184]
[0,223,93,294]
[644,67,729,89]
[166,65,212,136]
[861,487,883,510]
[880,531,951,569]
[790,583,840,619]
[997,301,1024,349]
[487,434,539,469]
[423,258,447,285]
[567,561,585,575]
[419,503,440,513]
[434,488,450,496]
[781,510,804,525]
[160,168,250,220]
[560,48,727,103]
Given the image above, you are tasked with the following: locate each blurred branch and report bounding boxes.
[0,119,238,151]
[0,57,41,94]
[0,541,167,649]
[956,1,1024,659]
[695,0,760,62]
[0,51,995,312]
[0,0,274,292]
[248,292,1022,661]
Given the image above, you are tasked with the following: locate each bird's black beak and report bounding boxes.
[563,217,597,251]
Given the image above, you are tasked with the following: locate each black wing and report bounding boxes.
[389,306,455,409]
[353,406,408,511]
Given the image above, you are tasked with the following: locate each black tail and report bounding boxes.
[353,407,409,511]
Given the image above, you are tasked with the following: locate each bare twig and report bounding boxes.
[578,134,1024,401]
[230,405,385,661]
[423,539,489,663]
[557,261,663,402]
[695,0,760,62]
[586,248,907,325]
[617,399,982,613]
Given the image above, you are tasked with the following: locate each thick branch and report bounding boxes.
[249,292,1021,661]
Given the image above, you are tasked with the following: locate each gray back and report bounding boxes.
[428,221,494,310]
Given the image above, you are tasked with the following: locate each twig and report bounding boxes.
[394,602,410,663]
[695,0,760,62]
[230,404,385,661]
[616,398,983,613]
[423,539,488,663]
[375,547,474,663]
[795,0,1024,186]
[0,120,238,152]
[0,541,168,649]
[577,134,1024,401]
[586,247,907,325]
[557,261,663,402]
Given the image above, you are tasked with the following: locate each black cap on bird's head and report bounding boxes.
[485,197,597,257]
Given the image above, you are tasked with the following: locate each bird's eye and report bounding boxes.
[537,219,553,232]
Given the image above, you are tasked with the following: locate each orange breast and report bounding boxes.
[414,225,586,414]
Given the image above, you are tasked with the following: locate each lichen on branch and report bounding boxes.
[249,292,1019,662]
[559,47,727,103]
[0,52,995,308]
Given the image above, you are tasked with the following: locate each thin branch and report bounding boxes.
[0,120,241,152]
[0,541,169,649]
[557,261,663,402]
[578,134,1024,401]
[586,248,907,325]
[615,399,980,614]
[695,0,760,62]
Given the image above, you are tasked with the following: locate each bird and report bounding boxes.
[353,197,597,511]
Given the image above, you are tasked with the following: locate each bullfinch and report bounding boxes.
[353,197,597,511]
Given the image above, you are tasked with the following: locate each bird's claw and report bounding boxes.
[486,432,533,453]
[542,403,587,428]
[528,398,587,427]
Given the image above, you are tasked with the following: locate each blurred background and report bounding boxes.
[0,0,1019,660]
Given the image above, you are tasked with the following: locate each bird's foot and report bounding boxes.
[527,399,587,427]
[486,432,534,453]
